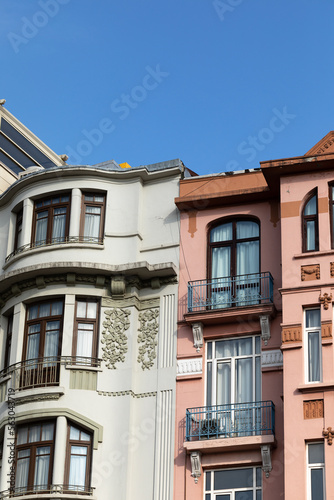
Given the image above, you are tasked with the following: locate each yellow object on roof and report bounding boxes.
[119,162,131,169]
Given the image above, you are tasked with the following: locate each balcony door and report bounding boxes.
[206,337,261,436]
[22,300,63,388]
[209,219,260,307]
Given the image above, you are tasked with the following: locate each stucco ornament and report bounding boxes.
[101,308,130,369]
[137,308,159,370]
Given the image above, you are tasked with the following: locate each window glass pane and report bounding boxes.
[28,305,38,320]
[84,195,94,201]
[94,195,104,202]
[16,456,30,489]
[70,426,80,440]
[309,443,324,464]
[69,454,87,488]
[52,197,60,204]
[39,303,50,318]
[207,342,212,360]
[311,469,324,499]
[76,324,93,358]
[17,427,28,445]
[306,310,320,328]
[34,448,50,488]
[52,208,67,241]
[35,216,48,244]
[17,449,30,458]
[206,362,212,407]
[41,423,54,441]
[205,471,211,491]
[256,491,262,500]
[212,247,231,279]
[236,492,252,500]
[211,223,233,243]
[80,431,91,442]
[236,338,252,356]
[255,357,261,401]
[306,220,316,251]
[84,210,101,239]
[255,336,261,354]
[237,240,260,275]
[51,301,63,316]
[61,195,69,202]
[304,195,317,216]
[256,467,262,486]
[236,220,259,239]
[27,333,40,361]
[77,301,87,317]
[86,302,97,319]
[308,331,320,382]
[214,468,253,489]
[29,425,40,442]
[86,206,101,214]
[235,358,253,403]
[217,362,231,406]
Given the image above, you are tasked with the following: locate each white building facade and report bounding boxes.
[0,158,184,500]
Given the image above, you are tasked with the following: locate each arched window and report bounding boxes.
[208,218,260,307]
[302,191,318,252]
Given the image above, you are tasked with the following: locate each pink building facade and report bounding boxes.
[174,133,334,499]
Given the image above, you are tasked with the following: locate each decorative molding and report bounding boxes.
[13,393,62,405]
[177,358,203,376]
[261,445,272,478]
[111,276,126,298]
[101,308,130,369]
[137,308,159,370]
[190,451,201,483]
[303,400,324,419]
[301,264,320,281]
[330,262,334,277]
[260,315,270,345]
[97,390,156,398]
[192,323,203,352]
[261,350,283,368]
[319,292,332,310]
[323,427,333,445]
[321,321,332,339]
[102,295,160,310]
[282,325,302,343]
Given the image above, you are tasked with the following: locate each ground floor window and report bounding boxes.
[307,442,325,500]
[205,467,262,499]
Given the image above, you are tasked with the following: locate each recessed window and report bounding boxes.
[14,209,23,250]
[209,218,260,307]
[80,193,105,243]
[72,299,99,364]
[65,425,92,492]
[205,467,262,499]
[302,191,318,252]
[15,422,55,493]
[305,309,322,383]
[307,442,325,500]
[32,194,70,247]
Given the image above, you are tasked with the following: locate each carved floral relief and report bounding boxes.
[137,308,159,370]
[101,308,130,369]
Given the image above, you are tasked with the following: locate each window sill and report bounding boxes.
[297,381,334,393]
[65,365,103,372]
[4,241,104,269]
[293,249,334,259]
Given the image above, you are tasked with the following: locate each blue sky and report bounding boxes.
[2,0,334,175]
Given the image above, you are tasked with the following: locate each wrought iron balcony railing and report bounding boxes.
[186,401,275,441]
[0,484,94,498]
[0,356,101,391]
[5,236,104,262]
[187,272,274,313]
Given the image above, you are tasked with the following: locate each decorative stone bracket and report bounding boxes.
[323,427,333,445]
[192,323,203,352]
[190,451,202,483]
[319,293,332,310]
[261,445,272,478]
[260,315,270,345]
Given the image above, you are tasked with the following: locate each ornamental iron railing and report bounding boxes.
[5,236,104,262]
[187,272,274,313]
[186,401,275,441]
[0,484,94,497]
[0,356,101,391]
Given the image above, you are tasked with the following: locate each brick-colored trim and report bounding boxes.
[282,325,302,343]
[303,399,324,419]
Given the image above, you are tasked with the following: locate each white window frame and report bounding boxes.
[307,442,325,500]
[204,466,262,499]
[304,308,322,383]
[205,336,261,407]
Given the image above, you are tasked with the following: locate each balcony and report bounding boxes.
[185,272,274,325]
[0,357,101,395]
[0,484,94,499]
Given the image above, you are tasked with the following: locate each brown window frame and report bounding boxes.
[23,299,64,362]
[208,217,261,279]
[80,193,105,243]
[302,190,319,253]
[72,298,100,364]
[4,314,13,371]
[14,209,23,251]
[31,194,71,247]
[64,424,92,492]
[15,421,55,493]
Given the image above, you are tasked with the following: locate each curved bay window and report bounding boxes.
[302,191,318,252]
[15,422,54,494]
[32,194,70,247]
[65,425,92,492]
[209,218,260,308]
[80,193,105,243]
[72,298,100,365]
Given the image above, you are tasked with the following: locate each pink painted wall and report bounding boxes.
[174,196,284,499]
